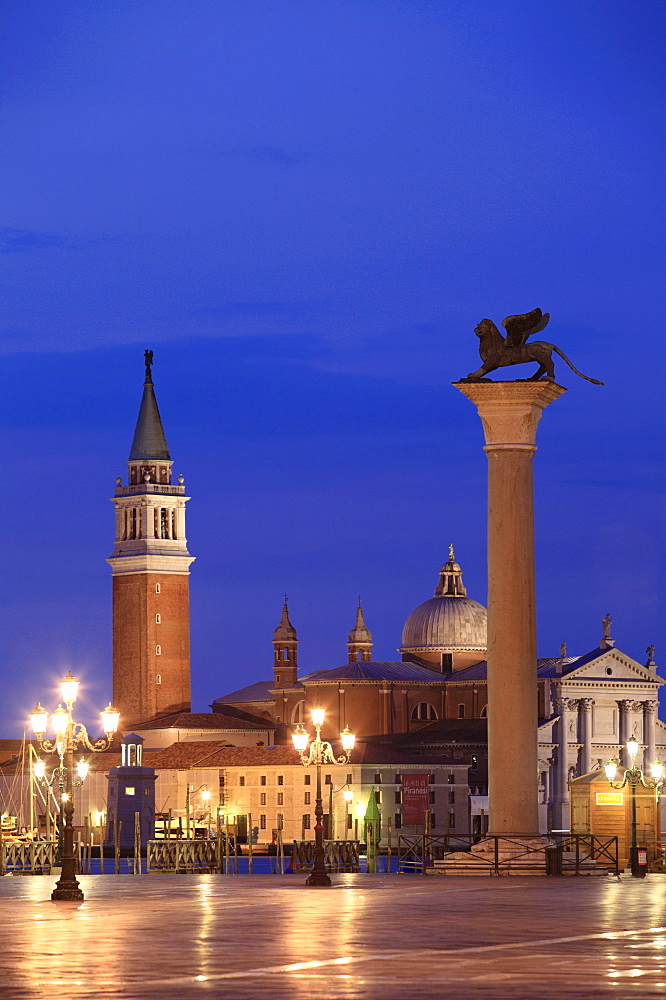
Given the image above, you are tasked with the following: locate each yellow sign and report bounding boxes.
[596,792,623,806]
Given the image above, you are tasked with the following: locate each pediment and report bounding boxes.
[566,647,662,686]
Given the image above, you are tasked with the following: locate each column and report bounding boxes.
[644,701,657,770]
[618,699,632,768]
[455,380,565,836]
[553,697,575,830]
[578,698,594,776]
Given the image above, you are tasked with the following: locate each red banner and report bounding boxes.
[402,773,430,826]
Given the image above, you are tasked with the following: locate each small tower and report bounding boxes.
[272,598,298,688]
[108,352,195,727]
[104,734,156,850]
[347,602,373,662]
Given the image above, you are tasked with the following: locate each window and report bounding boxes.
[125,787,135,796]
[430,813,436,827]
[429,773,436,784]
[219,775,225,787]
[155,645,161,656]
[302,814,311,830]
[277,793,284,805]
[260,775,267,786]
[471,755,478,767]
[374,773,382,784]
[394,814,402,829]
[457,703,465,719]
[480,705,488,718]
[325,774,332,785]
[395,791,401,804]
[346,773,352,785]
[277,775,284,785]
[155,674,161,685]
[447,773,455,784]
[260,793,266,805]
[304,792,311,805]
[394,773,402,784]
[430,791,435,804]
[155,583,161,594]
[260,815,266,830]
[449,812,456,829]
[347,814,353,830]
[239,776,245,787]
[155,614,161,624]
[441,652,453,672]
[411,702,437,721]
[304,774,311,785]
[275,675,280,684]
[374,790,381,805]
[449,791,455,804]
[292,700,305,724]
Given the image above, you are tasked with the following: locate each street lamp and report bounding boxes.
[29,673,119,900]
[292,710,355,886]
[605,739,663,878]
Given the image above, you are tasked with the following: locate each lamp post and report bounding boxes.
[292,710,355,886]
[605,738,663,878]
[185,784,211,838]
[29,673,119,901]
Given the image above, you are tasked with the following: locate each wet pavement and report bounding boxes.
[2,872,666,998]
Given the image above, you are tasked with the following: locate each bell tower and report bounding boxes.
[108,351,194,727]
[272,598,298,688]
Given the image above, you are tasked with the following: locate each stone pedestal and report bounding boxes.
[454,381,566,836]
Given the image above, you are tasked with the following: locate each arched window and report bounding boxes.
[155,645,161,656]
[155,674,162,685]
[411,702,438,722]
[480,704,488,718]
[292,700,305,724]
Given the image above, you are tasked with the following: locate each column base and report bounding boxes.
[305,871,332,887]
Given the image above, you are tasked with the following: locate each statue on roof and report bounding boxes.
[601,613,612,641]
[448,542,455,562]
[463,308,603,385]
[646,645,656,667]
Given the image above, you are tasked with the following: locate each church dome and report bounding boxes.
[400,548,487,654]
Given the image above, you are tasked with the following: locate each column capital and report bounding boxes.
[618,699,633,710]
[454,381,566,449]
[555,696,578,713]
[579,697,595,710]
[644,700,658,715]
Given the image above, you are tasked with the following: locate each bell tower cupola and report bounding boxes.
[347,602,373,662]
[107,351,195,727]
[272,598,298,688]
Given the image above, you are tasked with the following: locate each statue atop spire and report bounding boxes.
[434,547,467,597]
[144,349,154,383]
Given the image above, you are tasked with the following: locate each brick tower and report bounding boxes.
[108,351,194,727]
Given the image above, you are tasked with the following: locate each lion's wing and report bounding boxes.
[502,309,550,347]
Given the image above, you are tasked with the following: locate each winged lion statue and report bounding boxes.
[465,309,603,385]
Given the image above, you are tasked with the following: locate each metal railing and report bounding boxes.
[398,833,619,876]
[292,839,360,872]
[0,841,58,875]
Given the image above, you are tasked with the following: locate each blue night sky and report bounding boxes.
[1,1,664,735]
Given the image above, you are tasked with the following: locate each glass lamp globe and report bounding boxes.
[101,704,120,735]
[77,758,89,780]
[651,761,664,781]
[60,672,79,705]
[51,705,69,736]
[33,759,46,780]
[29,704,48,737]
[311,708,325,727]
[340,727,355,752]
[292,727,309,752]
[604,760,618,781]
[626,738,639,760]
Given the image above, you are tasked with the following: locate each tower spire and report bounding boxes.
[129,350,171,463]
[272,598,298,688]
[347,602,373,662]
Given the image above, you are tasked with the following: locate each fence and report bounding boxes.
[147,839,220,873]
[292,839,360,872]
[397,833,619,876]
[0,841,58,875]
